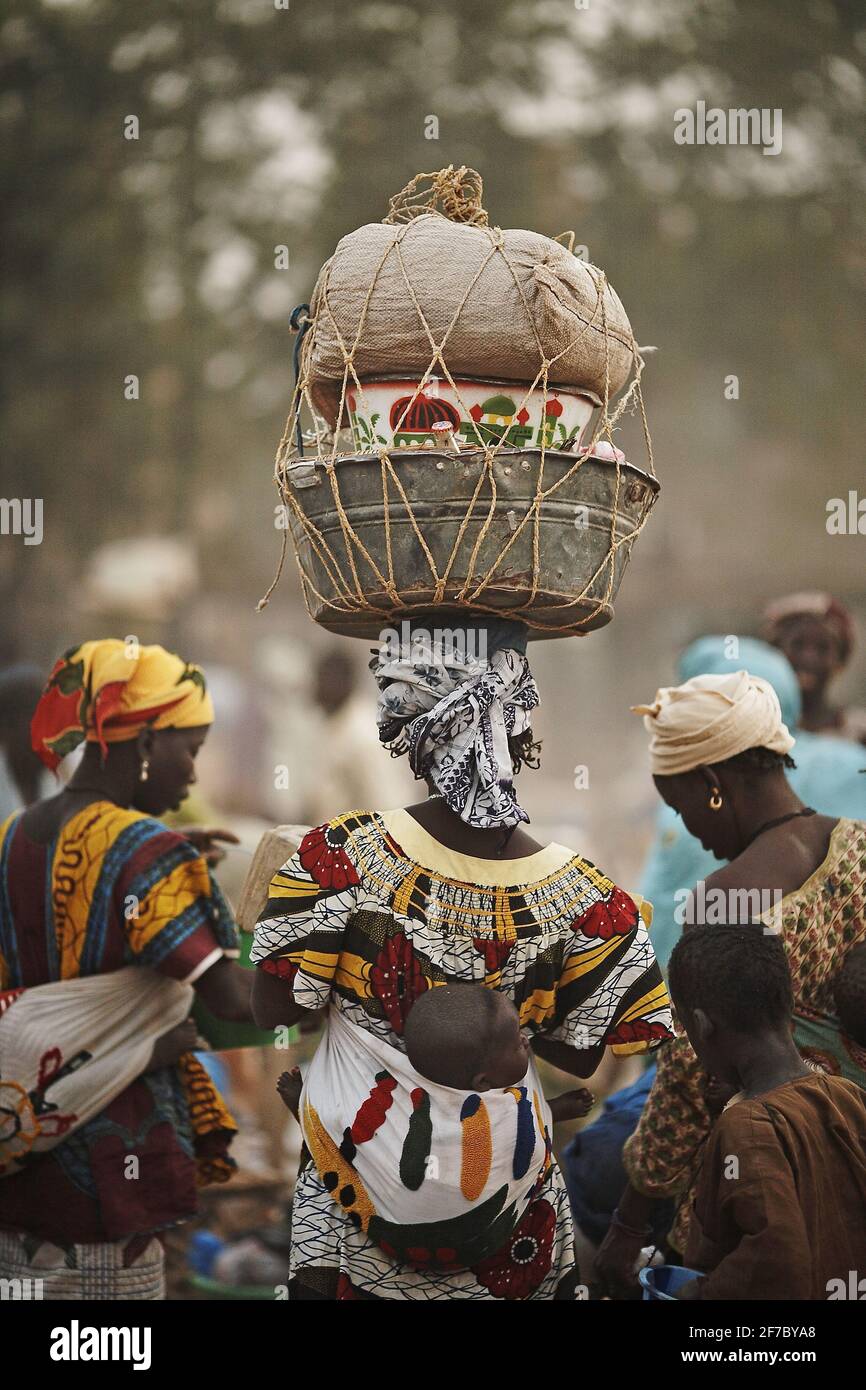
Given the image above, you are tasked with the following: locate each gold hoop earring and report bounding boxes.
[139,758,150,783]
[709,789,722,811]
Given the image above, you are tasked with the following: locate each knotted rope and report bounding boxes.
[260,169,657,635]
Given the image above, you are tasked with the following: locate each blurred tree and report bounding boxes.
[1,0,863,664]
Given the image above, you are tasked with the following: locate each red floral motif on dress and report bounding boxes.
[37,1111,77,1139]
[573,888,637,940]
[473,938,515,974]
[472,1197,556,1300]
[37,1049,63,1089]
[369,931,429,1035]
[260,956,299,983]
[604,1018,670,1047]
[0,988,25,1018]
[298,824,360,892]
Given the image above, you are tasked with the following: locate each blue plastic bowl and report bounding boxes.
[639,1264,703,1301]
[187,1230,225,1278]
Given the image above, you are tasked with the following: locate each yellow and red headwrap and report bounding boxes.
[31,639,215,772]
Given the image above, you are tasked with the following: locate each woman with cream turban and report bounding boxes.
[0,640,253,1299]
[594,669,866,1298]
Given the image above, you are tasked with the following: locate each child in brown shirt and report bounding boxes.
[667,924,866,1300]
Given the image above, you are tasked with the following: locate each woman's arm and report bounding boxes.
[538,883,673,1085]
[249,825,359,1029]
[193,957,254,1022]
[531,1034,606,1078]
[593,1180,661,1297]
[594,1033,710,1294]
[251,969,317,1030]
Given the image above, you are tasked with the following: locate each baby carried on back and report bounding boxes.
[279,983,592,1271]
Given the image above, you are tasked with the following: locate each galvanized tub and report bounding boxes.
[279,446,659,640]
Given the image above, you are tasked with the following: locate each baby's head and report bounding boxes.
[834,945,866,1047]
[404,984,530,1091]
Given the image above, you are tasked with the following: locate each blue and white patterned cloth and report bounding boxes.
[369,625,539,829]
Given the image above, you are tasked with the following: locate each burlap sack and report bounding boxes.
[235,824,307,933]
[303,214,635,426]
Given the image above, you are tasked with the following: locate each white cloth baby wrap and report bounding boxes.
[0,968,191,1176]
[301,1007,554,1270]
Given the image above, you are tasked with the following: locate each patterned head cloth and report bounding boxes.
[762,591,855,665]
[369,617,539,829]
[632,670,795,777]
[31,639,214,771]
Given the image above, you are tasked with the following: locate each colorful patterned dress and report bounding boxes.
[623,818,866,1252]
[252,808,672,1300]
[0,800,238,1288]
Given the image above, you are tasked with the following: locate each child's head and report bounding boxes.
[404,984,530,1091]
[668,924,793,1083]
[834,945,866,1047]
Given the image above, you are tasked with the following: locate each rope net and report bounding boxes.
[262,167,658,638]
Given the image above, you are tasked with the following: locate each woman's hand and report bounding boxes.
[593,1221,646,1299]
[183,826,240,867]
[195,957,254,1023]
[594,1183,657,1298]
[146,1018,204,1072]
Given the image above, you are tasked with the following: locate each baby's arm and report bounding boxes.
[548,1088,595,1124]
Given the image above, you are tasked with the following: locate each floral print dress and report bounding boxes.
[252,809,672,1301]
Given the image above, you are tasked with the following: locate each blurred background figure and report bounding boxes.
[178,664,272,821]
[302,646,416,825]
[763,592,866,746]
[0,664,51,816]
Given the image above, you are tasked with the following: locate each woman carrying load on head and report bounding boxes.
[0,640,253,1300]
[595,670,866,1298]
[251,617,672,1301]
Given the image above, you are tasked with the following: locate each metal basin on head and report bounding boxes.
[280,446,659,640]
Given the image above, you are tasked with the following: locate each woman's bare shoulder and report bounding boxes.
[703,815,840,898]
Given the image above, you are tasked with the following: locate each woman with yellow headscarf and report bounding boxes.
[0,639,253,1300]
